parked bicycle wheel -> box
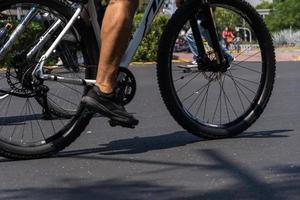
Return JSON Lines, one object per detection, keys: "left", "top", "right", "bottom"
{"left": 157, "top": 0, "right": 276, "bottom": 138}
{"left": 0, "top": 0, "right": 97, "bottom": 159}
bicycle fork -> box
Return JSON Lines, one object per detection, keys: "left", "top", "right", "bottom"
{"left": 189, "top": 1, "right": 225, "bottom": 67}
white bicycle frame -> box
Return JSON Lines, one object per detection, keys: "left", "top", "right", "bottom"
{"left": 32, "top": 0, "right": 165, "bottom": 86}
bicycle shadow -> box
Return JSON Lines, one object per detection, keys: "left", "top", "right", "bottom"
{"left": 59, "top": 131, "right": 201, "bottom": 157}
{"left": 57, "top": 129, "right": 293, "bottom": 157}
{"left": 236, "top": 129, "right": 291, "bottom": 138}
{"left": 0, "top": 129, "right": 293, "bottom": 162}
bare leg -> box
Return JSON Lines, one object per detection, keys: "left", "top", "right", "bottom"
{"left": 96, "top": 0, "right": 138, "bottom": 94}
{"left": 81, "top": 0, "right": 139, "bottom": 127}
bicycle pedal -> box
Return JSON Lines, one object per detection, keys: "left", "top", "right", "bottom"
{"left": 108, "top": 119, "right": 137, "bottom": 129}
{"left": 81, "top": 103, "right": 96, "bottom": 113}
{"left": 42, "top": 113, "right": 54, "bottom": 120}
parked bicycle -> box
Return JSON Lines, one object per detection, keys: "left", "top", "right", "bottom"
{"left": 0, "top": 0, "right": 275, "bottom": 159}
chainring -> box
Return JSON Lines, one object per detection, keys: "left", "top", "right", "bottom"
{"left": 115, "top": 67, "right": 136, "bottom": 106}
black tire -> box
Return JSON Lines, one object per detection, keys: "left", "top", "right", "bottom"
{"left": 157, "top": 0, "right": 276, "bottom": 139}
{"left": 0, "top": 0, "right": 97, "bottom": 159}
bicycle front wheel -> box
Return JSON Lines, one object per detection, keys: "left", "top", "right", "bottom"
{"left": 157, "top": 0, "right": 276, "bottom": 138}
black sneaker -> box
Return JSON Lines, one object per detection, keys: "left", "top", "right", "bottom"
{"left": 81, "top": 85, "right": 139, "bottom": 128}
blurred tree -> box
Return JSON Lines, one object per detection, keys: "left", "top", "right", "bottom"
{"left": 214, "top": 8, "right": 243, "bottom": 34}
{"left": 273, "top": 0, "right": 285, "bottom": 3}
{"left": 265, "top": 0, "right": 300, "bottom": 32}
{"left": 132, "top": 14, "right": 168, "bottom": 61}
{"left": 256, "top": 1, "right": 273, "bottom": 9}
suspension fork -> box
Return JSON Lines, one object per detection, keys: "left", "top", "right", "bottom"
{"left": 189, "top": 17, "right": 208, "bottom": 62}
{"left": 189, "top": 1, "right": 225, "bottom": 65}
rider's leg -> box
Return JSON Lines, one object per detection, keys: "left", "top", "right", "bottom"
{"left": 185, "top": 29, "right": 199, "bottom": 62}
{"left": 82, "top": 0, "right": 139, "bottom": 126}
{"left": 96, "top": 0, "right": 138, "bottom": 94}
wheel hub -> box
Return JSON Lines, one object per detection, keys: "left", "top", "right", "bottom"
{"left": 197, "top": 51, "right": 230, "bottom": 73}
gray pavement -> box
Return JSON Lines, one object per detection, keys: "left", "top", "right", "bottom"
{"left": 0, "top": 62, "right": 299, "bottom": 200}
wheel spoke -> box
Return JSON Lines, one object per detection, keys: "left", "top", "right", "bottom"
{"left": 49, "top": 92, "right": 78, "bottom": 106}
{"left": 230, "top": 63, "right": 261, "bottom": 74}
{"left": 194, "top": 81, "right": 211, "bottom": 121}
{"left": 235, "top": 50, "right": 262, "bottom": 65}
{"left": 181, "top": 79, "right": 212, "bottom": 102}
{"left": 176, "top": 72, "right": 201, "bottom": 93}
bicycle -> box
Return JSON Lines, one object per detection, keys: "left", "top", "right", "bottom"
{"left": 0, "top": 0, "right": 275, "bottom": 159}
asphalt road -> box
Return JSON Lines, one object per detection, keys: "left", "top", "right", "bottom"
{"left": 0, "top": 62, "right": 299, "bottom": 200}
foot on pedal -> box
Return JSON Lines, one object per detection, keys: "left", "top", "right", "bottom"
{"left": 82, "top": 85, "right": 139, "bottom": 128}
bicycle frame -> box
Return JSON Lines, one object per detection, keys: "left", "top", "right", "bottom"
{"left": 0, "top": 6, "right": 39, "bottom": 60}
{"left": 0, "top": 0, "right": 222, "bottom": 88}
{"left": 32, "top": 0, "right": 165, "bottom": 86}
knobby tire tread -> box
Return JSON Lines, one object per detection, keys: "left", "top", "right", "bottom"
{"left": 157, "top": 0, "right": 276, "bottom": 139}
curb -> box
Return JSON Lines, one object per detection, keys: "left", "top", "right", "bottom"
{"left": 130, "top": 61, "right": 156, "bottom": 65}
{"left": 130, "top": 59, "right": 189, "bottom": 65}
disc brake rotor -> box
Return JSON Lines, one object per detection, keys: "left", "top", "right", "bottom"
{"left": 6, "top": 52, "right": 37, "bottom": 97}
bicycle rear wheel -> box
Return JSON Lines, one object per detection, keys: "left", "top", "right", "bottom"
{"left": 0, "top": 0, "right": 97, "bottom": 159}
{"left": 0, "top": 0, "right": 90, "bottom": 118}
{"left": 157, "top": 0, "right": 276, "bottom": 138}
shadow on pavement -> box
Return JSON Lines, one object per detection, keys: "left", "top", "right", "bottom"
{"left": 59, "top": 131, "right": 200, "bottom": 156}
{"left": 0, "top": 129, "right": 293, "bottom": 163}
{"left": 0, "top": 149, "right": 298, "bottom": 200}
{"left": 238, "top": 129, "right": 293, "bottom": 138}
{"left": 58, "top": 129, "right": 292, "bottom": 157}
